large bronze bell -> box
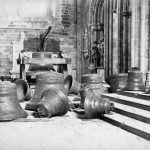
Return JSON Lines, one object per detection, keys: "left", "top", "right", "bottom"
{"left": 25, "top": 71, "right": 66, "bottom": 111}
{"left": 35, "top": 88, "right": 69, "bottom": 118}
{"left": 28, "top": 52, "right": 54, "bottom": 71}
{"left": 84, "top": 89, "right": 114, "bottom": 119}
{"left": 124, "top": 68, "right": 145, "bottom": 91}
{"left": 0, "top": 81, "right": 28, "bottom": 121}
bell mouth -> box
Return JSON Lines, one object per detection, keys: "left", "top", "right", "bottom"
{"left": 105, "top": 73, "right": 128, "bottom": 93}
{"left": 36, "top": 104, "right": 50, "bottom": 118}
{"left": 25, "top": 102, "right": 38, "bottom": 111}
{"left": 64, "top": 75, "right": 73, "bottom": 95}
{"left": 123, "top": 85, "right": 145, "bottom": 91}
{"left": 14, "top": 79, "right": 31, "bottom": 102}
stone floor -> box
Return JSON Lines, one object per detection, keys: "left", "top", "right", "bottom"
{"left": 0, "top": 103, "right": 150, "bottom": 150}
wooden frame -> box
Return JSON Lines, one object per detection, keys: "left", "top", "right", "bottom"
{"left": 19, "top": 56, "right": 71, "bottom": 80}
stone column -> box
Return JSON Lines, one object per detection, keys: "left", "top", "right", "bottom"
{"left": 140, "top": 0, "right": 150, "bottom": 81}
{"left": 131, "top": 0, "right": 150, "bottom": 81}
{"left": 131, "top": 0, "right": 141, "bottom": 68}
{"left": 112, "top": 0, "right": 119, "bottom": 74}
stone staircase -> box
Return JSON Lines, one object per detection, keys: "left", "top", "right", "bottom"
{"left": 101, "top": 91, "right": 150, "bottom": 141}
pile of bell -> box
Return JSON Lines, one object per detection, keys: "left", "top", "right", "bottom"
{"left": 0, "top": 81, "right": 28, "bottom": 121}
{"left": 123, "top": 68, "right": 145, "bottom": 91}
{"left": 80, "top": 74, "right": 104, "bottom": 108}
{"left": 25, "top": 71, "right": 68, "bottom": 111}
{"left": 84, "top": 88, "right": 114, "bottom": 119}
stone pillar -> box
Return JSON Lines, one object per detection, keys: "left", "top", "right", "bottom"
{"left": 140, "top": 0, "right": 150, "bottom": 81}
{"left": 131, "top": 0, "right": 150, "bottom": 81}
{"left": 131, "top": 0, "right": 141, "bottom": 68}
{"left": 112, "top": 0, "right": 119, "bottom": 74}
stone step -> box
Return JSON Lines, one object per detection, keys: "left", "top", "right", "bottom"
{"left": 117, "top": 91, "right": 150, "bottom": 101}
{"left": 102, "top": 93, "right": 150, "bottom": 111}
{"left": 103, "top": 112, "right": 150, "bottom": 141}
{"left": 101, "top": 93, "right": 150, "bottom": 140}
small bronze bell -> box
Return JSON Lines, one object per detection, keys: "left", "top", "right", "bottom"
{"left": 124, "top": 68, "right": 145, "bottom": 91}
{"left": 35, "top": 88, "right": 69, "bottom": 118}
{"left": 28, "top": 52, "right": 54, "bottom": 72}
{"left": 64, "top": 75, "right": 73, "bottom": 95}
{"left": 84, "top": 89, "right": 114, "bottom": 119}
{"left": 25, "top": 72, "right": 66, "bottom": 111}
{"left": 14, "top": 79, "right": 32, "bottom": 102}
{"left": 0, "top": 81, "right": 28, "bottom": 121}
{"left": 105, "top": 73, "right": 128, "bottom": 92}
{"left": 68, "top": 79, "right": 81, "bottom": 95}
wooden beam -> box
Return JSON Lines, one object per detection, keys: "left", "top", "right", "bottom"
{"left": 22, "top": 57, "right": 71, "bottom": 65}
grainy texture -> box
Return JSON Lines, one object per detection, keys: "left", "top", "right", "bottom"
{"left": 0, "top": 107, "right": 150, "bottom": 150}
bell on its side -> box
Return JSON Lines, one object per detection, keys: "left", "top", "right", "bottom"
{"left": 0, "top": 81, "right": 28, "bottom": 121}
{"left": 25, "top": 72, "right": 65, "bottom": 111}
{"left": 35, "top": 88, "right": 69, "bottom": 118}
{"left": 123, "top": 68, "right": 145, "bottom": 91}
{"left": 80, "top": 74, "right": 104, "bottom": 108}
{"left": 84, "top": 89, "right": 114, "bottom": 119}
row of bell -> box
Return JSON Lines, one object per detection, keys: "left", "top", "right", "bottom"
{"left": 0, "top": 72, "right": 74, "bottom": 121}
{"left": 106, "top": 68, "right": 150, "bottom": 93}
{"left": 0, "top": 71, "right": 113, "bottom": 121}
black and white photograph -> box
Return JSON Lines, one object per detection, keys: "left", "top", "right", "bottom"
{"left": 0, "top": 0, "right": 150, "bottom": 150}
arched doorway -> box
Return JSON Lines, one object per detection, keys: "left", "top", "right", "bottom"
{"left": 88, "top": 0, "right": 132, "bottom": 77}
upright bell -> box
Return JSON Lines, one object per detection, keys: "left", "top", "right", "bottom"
{"left": 84, "top": 89, "right": 114, "bottom": 119}
{"left": 124, "top": 68, "right": 145, "bottom": 91}
{"left": 35, "top": 88, "right": 69, "bottom": 118}
{"left": 0, "top": 81, "right": 28, "bottom": 121}
{"left": 25, "top": 71, "right": 66, "bottom": 111}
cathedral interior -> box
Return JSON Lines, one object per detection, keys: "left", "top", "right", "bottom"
{"left": 0, "top": 0, "right": 150, "bottom": 150}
